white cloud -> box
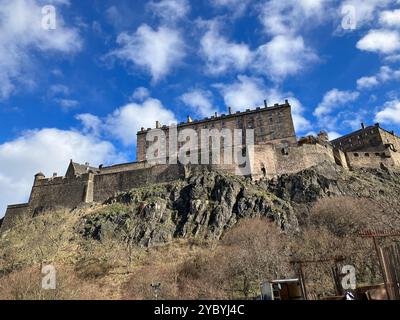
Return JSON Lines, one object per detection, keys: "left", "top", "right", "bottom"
{"left": 200, "top": 21, "right": 252, "bottom": 75}
{"left": 180, "top": 89, "right": 216, "bottom": 117}
{"left": 147, "top": 0, "right": 190, "bottom": 23}
{"left": 379, "top": 8, "right": 400, "bottom": 26}
{"left": 258, "top": 0, "right": 330, "bottom": 36}
{"left": 55, "top": 98, "right": 79, "bottom": 111}
{"left": 314, "top": 89, "right": 359, "bottom": 118}
{"left": 254, "top": 35, "right": 318, "bottom": 81}
{"left": 108, "top": 24, "right": 185, "bottom": 82}
{"left": 215, "top": 76, "right": 266, "bottom": 111}
{"left": 327, "top": 131, "right": 341, "bottom": 140}
{"left": 77, "top": 98, "right": 177, "bottom": 146}
{"left": 49, "top": 84, "right": 70, "bottom": 96}
{"left": 75, "top": 113, "right": 103, "bottom": 137}
{"left": 0, "top": 128, "right": 125, "bottom": 217}
{"left": 210, "top": 0, "right": 252, "bottom": 17}
{"left": 130, "top": 87, "right": 150, "bottom": 101}
{"left": 215, "top": 75, "right": 311, "bottom": 132}
{"left": 357, "top": 76, "right": 379, "bottom": 89}
{"left": 104, "top": 98, "right": 177, "bottom": 145}
{"left": 384, "top": 54, "right": 400, "bottom": 63}
{"left": 0, "top": 0, "right": 82, "bottom": 100}
{"left": 356, "top": 29, "right": 400, "bottom": 54}
{"left": 375, "top": 99, "right": 400, "bottom": 124}
{"left": 342, "top": 0, "right": 395, "bottom": 26}
{"left": 357, "top": 65, "right": 400, "bottom": 89}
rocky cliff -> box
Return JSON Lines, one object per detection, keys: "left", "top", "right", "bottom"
{"left": 79, "top": 161, "right": 400, "bottom": 247}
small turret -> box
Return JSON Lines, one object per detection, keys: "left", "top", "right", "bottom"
{"left": 317, "top": 130, "right": 329, "bottom": 142}
{"left": 34, "top": 172, "right": 46, "bottom": 185}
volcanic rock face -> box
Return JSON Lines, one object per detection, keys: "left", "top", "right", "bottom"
{"left": 79, "top": 162, "right": 400, "bottom": 247}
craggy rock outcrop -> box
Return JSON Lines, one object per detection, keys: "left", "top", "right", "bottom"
{"left": 80, "top": 162, "right": 400, "bottom": 247}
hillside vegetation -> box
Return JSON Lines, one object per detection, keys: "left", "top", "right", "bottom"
{"left": 1, "top": 162, "right": 400, "bottom": 299}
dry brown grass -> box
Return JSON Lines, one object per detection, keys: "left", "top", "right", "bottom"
{"left": 0, "top": 264, "right": 108, "bottom": 300}
{"left": 1, "top": 196, "right": 399, "bottom": 300}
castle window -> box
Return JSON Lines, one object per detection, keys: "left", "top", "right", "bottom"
{"left": 269, "top": 117, "right": 273, "bottom": 124}
{"left": 375, "top": 153, "right": 380, "bottom": 156}
{"left": 365, "top": 153, "right": 370, "bottom": 157}
{"left": 261, "top": 167, "right": 266, "bottom": 177}
{"left": 354, "top": 153, "right": 359, "bottom": 157}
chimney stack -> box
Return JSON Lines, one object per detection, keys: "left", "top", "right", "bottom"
{"left": 264, "top": 100, "right": 268, "bottom": 108}
{"left": 156, "top": 121, "right": 161, "bottom": 129}
{"left": 361, "top": 123, "right": 365, "bottom": 129}
{"left": 53, "top": 173, "right": 57, "bottom": 177}
{"left": 228, "top": 106, "right": 232, "bottom": 115}
{"left": 214, "top": 112, "right": 218, "bottom": 117}
{"left": 187, "top": 115, "right": 193, "bottom": 123}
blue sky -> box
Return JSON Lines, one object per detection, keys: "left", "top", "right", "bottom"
{"left": 1, "top": 0, "right": 400, "bottom": 216}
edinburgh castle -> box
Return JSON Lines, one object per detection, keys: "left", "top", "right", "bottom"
{"left": 2, "top": 100, "right": 400, "bottom": 232}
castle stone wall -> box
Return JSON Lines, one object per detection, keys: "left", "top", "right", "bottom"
{"left": 99, "top": 161, "right": 148, "bottom": 174}
{"left": 93, "top": 164, "right": 185, "bottom": 203}
{"left": 346, "top": 150, "right": 395, "bottom": 169}
{"left": 29, "top": 174, "right": 91, "bottom": 214}
{"left": 0, "top": 203, "right": 30, "bottom": 232}
{"left": 252, "top": 143, "right": 337, "bottom": 179}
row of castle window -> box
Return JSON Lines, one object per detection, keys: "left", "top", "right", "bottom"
{"left": 338, "top": 129, "right": 377, "bottom": 146}
{"left": 353, "top": 152, "right": 385, "bottom": 157}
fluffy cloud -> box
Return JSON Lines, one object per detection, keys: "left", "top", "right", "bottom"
{"left": 357, "top": 65, "right": 400, "bottom": 89}
{"left": 356, "top": 29, "right": 400, "bottom": 54}
{"left": 104, "top": 99, "right": 177, "bottom": 145}
{"left": 54, "top": 98, "right": 79, "bottom": 111}
{"left": 130, "top": 87, "right": 150, "bottom": 101}
{"left": 342, "top": 0, "right": 395, "bottom": 26}
{"left": 77, "top": 98, "right": 177, "bottom": 146}
{"left": 108, "top": 24, "right": 185, "bottom": 82}
{"left": 357, "top": 76, "right": 380, "bottom": 89}
{"left": 215, "top": 76, "right": 266, "bottom": 111}
{"left": 314, "top": 89, "right": 360, "bottom": 130}
{"left": 210, "top": 0, "right": 252, "bottom": 17}
{"left": 314, "top": 89, "right": 360, "bottom": 118}
{"left": 380, "top": 9, "right": 400, "bottom": 27}
{"left": 215, "top": 75, "right": 311, "bottom": 133}
{"left": 0, "top": 128, "right": 124, "bottom": 217}
{"left": 147, "top": 0, "right": 190, "bottom": 23}
{"left": 255, "top": 1, "right": 323, "bottom": 81}
{"left": 0, "top": 0, "right": 82, "bottom": 100}
{"left": 254, "top": 35, "right": 318, "bottom": 81}
{"left": 258, "top": 0, "right": 330, "bottom": 36}
{"left": 375, "top": 99, "right": 400, "bottom": 124}
{"left": 180, "top": 89, "right": 216, "bottom": 117}
{"left": 200, "top": 21, "right": 252, "bottom": 75}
